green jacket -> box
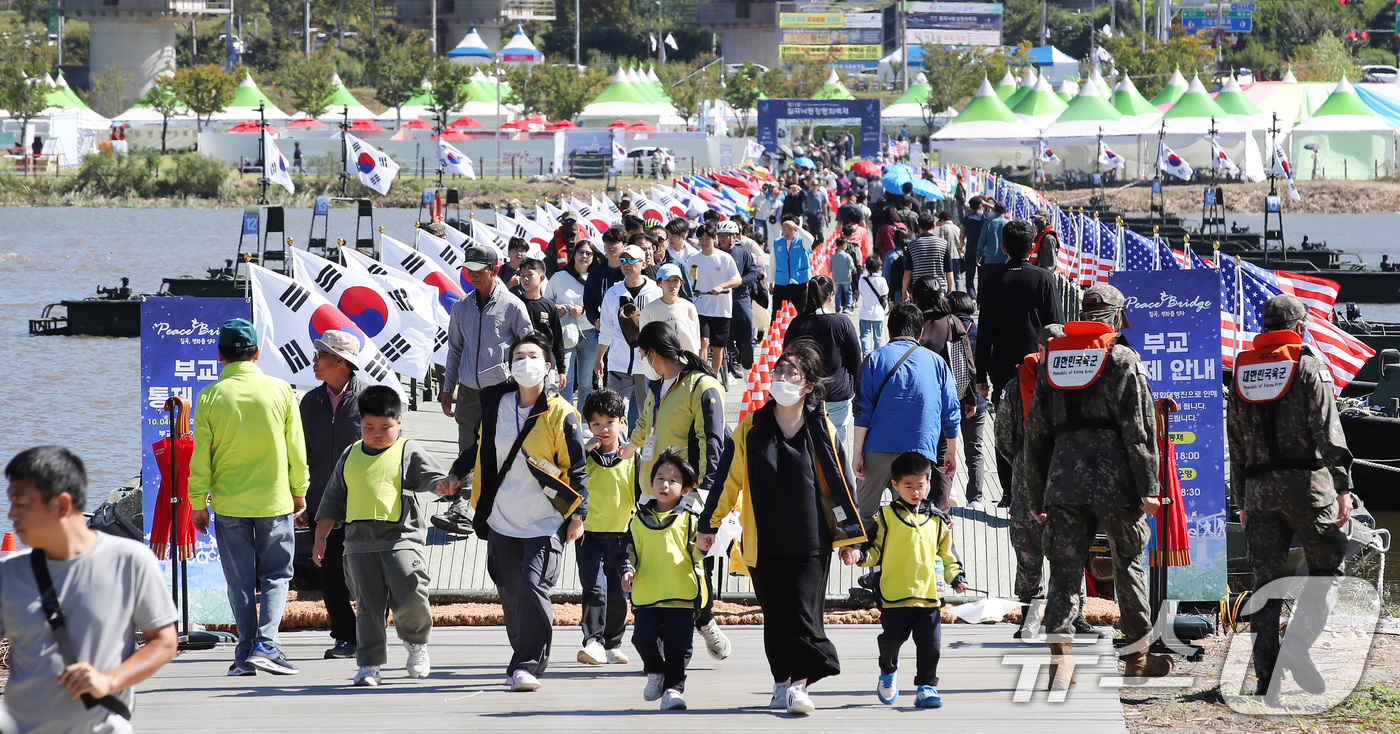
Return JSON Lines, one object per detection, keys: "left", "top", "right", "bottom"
{"left": 189, "top": 361, "right": 310, "bottom": 517}
{"left": 631, "top": 369, "right": 726, "bottom": 499}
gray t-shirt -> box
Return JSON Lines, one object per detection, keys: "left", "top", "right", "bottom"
{"left": 0, "top": 534, "right": 178, "bottom": 734}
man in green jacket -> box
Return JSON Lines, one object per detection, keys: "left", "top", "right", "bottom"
{"left": 189, "top": 319, "right": 310, "bottom": 677}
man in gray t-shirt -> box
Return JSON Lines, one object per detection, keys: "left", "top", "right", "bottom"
{"left": 1, "top": 446, "right": 178, "bottom": 734}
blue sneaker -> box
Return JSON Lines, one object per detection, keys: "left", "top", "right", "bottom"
{"left": 915, "top": 685, "right": 942, "bottom": 708}
{"left": 246, "top": 642, "right": 299, "bottom": 675}
{"left": 877, "top": 671, "right": 899, "bottom": 705}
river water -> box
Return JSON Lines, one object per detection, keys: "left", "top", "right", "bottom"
{"left": 1, "top": 207, "right": 1397, "bottom": 599}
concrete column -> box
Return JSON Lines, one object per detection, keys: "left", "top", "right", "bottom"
{"left": 87, "top": 16, "right": 178, "bottom": 98}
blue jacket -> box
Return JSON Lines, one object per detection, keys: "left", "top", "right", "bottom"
{"left": 855, "top": 337, "right": 960, "bottom": 457}
{"left": 774, "top": 234, "right": 812, "bottom": 286}
{"left": 978, "top": 215, "right": 1009, "bottom": 265}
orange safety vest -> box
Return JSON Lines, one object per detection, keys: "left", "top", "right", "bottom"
{"left": 1029, "top": 227, "right": 1054, "bottom": 261}
{"left": 1045, "top": 321, "right": 1118, "bottom": 390}
{"left": 1018, "top": 351, "right": 1041, "bottom": 423}
{"left": 1234, "top": 330, "right": 1304, "bottom": 403}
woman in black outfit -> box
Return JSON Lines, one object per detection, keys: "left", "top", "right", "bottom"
{"left": 782, "top": 275, "right": 862, "bottom": 447}
{"left": 698, "top": 339, "right": 866, "bottom": 716}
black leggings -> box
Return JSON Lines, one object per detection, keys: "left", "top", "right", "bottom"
{"left": 750, "top": 553, "right": 839, "bottom": 685}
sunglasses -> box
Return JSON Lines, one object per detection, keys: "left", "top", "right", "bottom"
{"left": 619, "top": 256, "right": 641, "bottom": 265}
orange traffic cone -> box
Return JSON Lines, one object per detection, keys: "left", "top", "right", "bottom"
{"left": 1, "top": 533, "right": 16, "bottom": 552}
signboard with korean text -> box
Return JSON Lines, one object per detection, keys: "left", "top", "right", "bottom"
{"left": 779, "top": 6, "right": 884, "bottom": 65}
{"left": 756, "top": 98, "right": 882, "bottom": 159}
{"left": 1111, "top": 270, "right": 1227, "bottom": 601}
{"left": 140, "top": 297, "right": 250, "bottom": 624}
{"left": 900, "top": 1, "right": 1003, "bottom": 46}
{"left": 778, "top": 44, "right": 884, "bottom": 61}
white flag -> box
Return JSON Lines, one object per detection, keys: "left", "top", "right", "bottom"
{"left": 1271, "top": 142, "right": 1302, "bottom": 200}
{"left": 649, "top": 186, "right": 688, "bottom": 218}
{"left": 339, "top": 247, "right": 450, "bottom": 366}
{"left": 1210, "top": 138, "right": 1239, "bottom": 177}
{"left": 1097, "top": 141, "right": 1125, "bottom": 169}
{"left": 345, "top": 133, "right": 400, "bottom": 195}
{"left": 1157, "top": 143, "right": 1193, "bottom": 181}
{"left": 665, "top": 33, "right": 679, "bottom": 50}
{"left": 595, "top": 194, "right": 623, "bottom": 224}
{"left": 649, "top": 34, "right": 657, "bottom": 52}
{"left": 437, "top": 139, "right": 477, "bottom": 179}
{"left": 1037, "top": 142, "right": 1061, "bottom": 164}
{"left": 378, "top": 233, "right": 471, "bottom": 318}
{"left": 414, "top": 229, "right": 477, "bottom": 287}
{"left": 572, "top": 196, "right": 611, "bottom": 233}
{"left": 745, "top": 139, "right": 766, "bottom": 161}
{"left": 247, "top": 264, "right": 403, "bottom": 397}
{"left": 289, "top": 248, "right": 435, "bottom": 378}
{"left": 264, "top": 136, "right": 295, "bottom": 194}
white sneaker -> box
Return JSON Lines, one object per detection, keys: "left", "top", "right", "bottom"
{"left": 353, "top": 666, "right": 381, "bottom": 687}
{"left": 606, "top": 647, "right": 630, "bottom": 664}
{"left": 786, "top": 684, "right": 815, "bottom": 715}
{"left": 404, "top": 642, "right": 430, "bottom": 679}
{"left": 698, "top": 620, "right": 732, "bottom": 660}
{"left": 643, "top": 673, "right": 665, "bottom": 701}
{"left": 769, "top": 680, "right": 790, "bottom": 709}
{"left": 577, "top": 640, "right": 607, "bottom": 665}
{"left": 509, "top": 669, "right": 541, "bottom": 692}
{"left": 661, "top": 688, "right": 687, "bottom": 711}
{"left": 967, "top": 500, "right": 985, "bottom": 511}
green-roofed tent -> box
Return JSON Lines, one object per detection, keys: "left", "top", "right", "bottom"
{"left": 929, "top": 78, "right": 1039, "bottom": 166}
{"left": 1041, "top": 79, "right": 1141, "bottom": 172}
{"left": 1150, "top": 68, "right": 1188, "bottom": 107}
{"left": 1113, "top": 75, "right": 1161, "bottom": 122}
{"left": 316, "top": 72, "right": 384, "bottom": 120}
{"left": 1003, "top": 68, "right": 1039, "bottom": 109}
{"left": 1162, "top": 76, "right": 1230, "bottom": 120}
{"left": 1157, "top": 76, "right": 1264, "bottom": 181}
{"left": 1054, "top": 78, "right": 1077, "bottom": 103}
{"left": 1291, "top": 77, "right": 1396, "bottom": 180}
{"left": 994, "top": 70, "right": 1018, "bottom": 101}
{"left": 1211, "top": 76, "right": 1268, "bottom": 131}
{"left": 1013, "top": 75, "right": 1069, "bottom": 129}
{"left": 813, "top": 70, "right": 856, "bottom": 100}
{"left": 883, "top": 73, "right": 935, "bottom": 128}
{"left": 53, "top": 71, "right": 87, "bottom": 109}
{"left": 211, "top": 71, "right": 289, "bottom": 121}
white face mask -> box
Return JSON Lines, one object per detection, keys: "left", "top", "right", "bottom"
{"left": 769, "top": 380, "right": 806, "bottom": 407}
{"left": 640, "top": 355, "right": 663, "bottom": 382}
{"left": 511, "top": 356, "right": 548, "bottom": 388}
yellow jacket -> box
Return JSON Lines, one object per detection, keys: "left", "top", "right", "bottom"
{"left": 700, "top": 402, "right": 866, "bottom": 569}
{"left": 858, "top": 500, "right": 965, "bottom": 608}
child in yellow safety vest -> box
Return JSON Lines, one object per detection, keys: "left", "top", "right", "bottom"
{"left": 575, "top": 389, "right": 637, "bottom": 666}
{"left": 840, "top": 451, "right": 966, "bottom": 709}
{"left": 621, "top": 447, "right": 708, "bottom": 712}
{"left": 313, "top": 386, "right": 449, "bottom": 688}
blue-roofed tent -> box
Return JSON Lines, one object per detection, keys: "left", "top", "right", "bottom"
{"left": 1025, "top": 46, "right": 1078, "bottom": 85}
{"left": 448, "top": 25, "right": 493, "bottom": 65}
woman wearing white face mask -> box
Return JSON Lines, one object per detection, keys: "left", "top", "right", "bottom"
{"left": 697, "top": 338, "right": 867, "bottom": 716}
{"left": 623, "top": 320, "right": 731, "bottom": 660}
{"left": 440, "top": 332, "right": 588, "bottom": 693}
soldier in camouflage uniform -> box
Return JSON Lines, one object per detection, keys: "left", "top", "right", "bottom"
{"left": 1023, "top": 284, "right": 1170, "bottom": 690}
{"left": 996, "top": 324, "right": 1107, "bottom": 640}
{"left": 1227, "top": 294, "right": 1352, "bottom": 699}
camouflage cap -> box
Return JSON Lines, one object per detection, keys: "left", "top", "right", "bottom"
{"left": 1082, "top": 284, "right": 1126, "bottom": 312}
{"left": 1262, "top": 293, "right": 1307, "bottom": 329}
{"left": 1038, "top": 323, "right": 1067, "bottom": 347}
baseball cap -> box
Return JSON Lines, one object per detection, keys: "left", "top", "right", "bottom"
{"left": 313, "top": 329, "right": 361, "bottom": 369}
{"left": 657, "top": 263, "right": 684, "bottom": 281}
{"left": 716, "top": 220, "right": 740, "bottom": 235}
{"left": 620, "top": 244, "right": 646, "bottom": 261}
{"left": 218, "top": 318, "right": 257, "bottom": 349}
{"left": 1081, "top": 284, "right": 1129, "bottom": 329}
{"left": 1262, "top": 294, "right": 1307, "bottom": 329}
{"left": 462, "top": 244, "right": 498, "bottom": 272}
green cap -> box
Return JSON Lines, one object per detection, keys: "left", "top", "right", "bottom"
{"left": 218, "top": 318, "right": 258, "bottom": 348}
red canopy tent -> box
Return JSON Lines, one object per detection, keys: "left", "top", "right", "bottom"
{"left": 545, "top": 120, "right": 579, "bottom": 131}
{"left": 626, "top": 121, "right": 658, "bottom": 131}
{"left": 606, "top": 119, "right": 631, "bottom": 129}
{"left": 434, "top": 130, "right": 472, "bottom": 141}
{"left": 449, "top": 116, "right": 484, "bottom": 128}
{"left": 399, "top": 118, "right": 433, "bottom": 129}
{"left": 227, "top": 120, "right": 275, "bottom": 133}
{"left": 347, "top": 118, "right": 384, "bottom": 132}
{"left": 287, "top": 117, "right": 327, "bottom": 128}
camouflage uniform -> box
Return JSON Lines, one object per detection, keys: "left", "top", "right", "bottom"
{"left": 1023, "top": 286, "right": 1160, "bottom": 644}
{"left": 1226, "top": 294, "right": 1351, "bottom": 694}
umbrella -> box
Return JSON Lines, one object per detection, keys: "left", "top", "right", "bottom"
{"left": 546, "top": 120, "right": 579, "bottom": 131}
{"left": 606, "top": 119, "right": 631, "bottom": 129}
{"left": 348, "top": 118, "right": 384, "bottom": 131}
{"left": 287, "top": 117, "right": 326, "bottom": 128}
{"left": 434, "top": 130, "right": 472, "bottom": 141}
{"left": 851, "top": 160, "right": 882, "bottom": 177}
{"left": 399, "top": 118, "right": 433, "bottom": 129}
{"left": 881, "top": 164, "right": 942, "bottom": 199}
{"left": 793, "top": 156, "right": 816, "bottom": 169}
{"left": 500, "top": 119, "right": 531, "bottom": 130}
{"left": 626, "top": 121, "right": 658, "bottom": 131}
{"left": 449, "top": 116, "right": 484, "bottom": 128}
{"left": 227, "top": 120, "right": 275, "bottom": 133}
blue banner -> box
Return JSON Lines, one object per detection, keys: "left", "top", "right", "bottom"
{"left": 1111, "top": 270, "right": 1227, "bottom": 601}
{"left": 756, "top": 99, "right": 882, "bottom": 159}
{"left": 140, "top": 297, "right": 250, "bottom": 624}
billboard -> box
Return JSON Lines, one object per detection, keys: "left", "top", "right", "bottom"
{"left": 900, "top": 1, "right": 1003, "bottom": 47}
{"left": 778, "top": 6, "right": 884, "bottom": 66}
{"left": 779, "top": 44, "right": 884, "bottom": 61}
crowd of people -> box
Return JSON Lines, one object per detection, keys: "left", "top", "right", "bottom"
{"left": 1, "top": 156, "right": 1357, "bottom": 729}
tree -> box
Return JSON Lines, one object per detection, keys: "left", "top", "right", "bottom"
{"left": 0, "top": 48, "right": 55, "bottom": 158}
{"left": 1289, "top": 32, "right": 1363, "bottom": 82}
{"left": 368, "top": 42, "right": 426, "bottom": 126}
{"left": 173, "top": 64, "right": 239, "bottom": 131}
{"left": 87, "top": 66, "right": 139, "bottom": 119}
{"left": 722, "top": 62, "right": 765, "bottom": 137}
{"left": 503, "top": 64, "right": 608, "bottom": 122}
{"left": 657, "top": 61, "right": 718, "bottom": 129}
{"left": 143, "top": 76, "right": 184, "bottom": 154}
{"left": 1099, "top": 33, "right": 1217, "bottom": 98}
{"left": 279, "top": 55, "right": 337, "bottom": 118}
{"left": 763, "top": 60, "right": 830, "bottom": 99}
{"left": 424, "top": 59, "right": 473, "bottom": 132}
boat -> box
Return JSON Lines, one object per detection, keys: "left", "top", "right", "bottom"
{"left": 28, "top": 278, "right": 147, "bottom": 337}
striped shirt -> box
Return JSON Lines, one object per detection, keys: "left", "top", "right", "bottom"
{"left": 907, "top": 233, "right": 952, "bottom": 284}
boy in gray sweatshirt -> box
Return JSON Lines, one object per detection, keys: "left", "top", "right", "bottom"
{"left": 314, "top": 386, "right": 449, "bottom": 686}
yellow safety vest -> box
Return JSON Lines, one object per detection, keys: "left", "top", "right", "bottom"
{"left": 875, "top": 503, "right": 948, "bottom": 607}
{"left": 584, "top": 454, "right": 637, "bottom": 534}
{"left": 629, "top": 508, "right": 707, "bottom": 609}
{"left": 343, "top": 439, "right": 405, "bottom": 522}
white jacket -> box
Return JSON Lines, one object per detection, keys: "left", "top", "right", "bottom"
{"left": 598, "top": 278, "right": 663, "bottom": 375}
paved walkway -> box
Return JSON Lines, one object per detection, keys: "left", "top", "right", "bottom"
{"left": 134, "top": 626, "right": 1127, "bottom": 733}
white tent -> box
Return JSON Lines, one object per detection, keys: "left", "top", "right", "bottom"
{"left": 208, "top": 71, "right": 291, "bottom": 122}
{"left": 497, "top": 24, "right": 544, "bottom": 68}
{"left": 1291, "top": 77, "right": 1396, "bottom": 180}
{"left": 928, "top": 78, "right": 1039, "bottom": 168}
{"left": 448, "top": 25, "right": 493, "bottom": 65}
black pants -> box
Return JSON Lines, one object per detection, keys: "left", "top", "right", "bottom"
{"left": 878, "top": 606, "right": 943, "bottom": 687}
{"left": 486, "top": 532, "right": 563, "bottom": 677}
{"left": 694, "top": 556, "right": 717, "bottom": 628}
{"left": 576, "top": 532, "right": 629, "bottom": 649}
{"left": 320, "top": 527, "right": 356, "bottom": 643}
{"left": 729, "top": 298, "right": 755, "bottom": 369}
{"left": 750, "top": 553, "right": 839, "bottom": 685}
{"left": 632, "top": 607, "right": 695, "bottom": 692}
{"left": 773, "top": 284, "right": 807, "bottom": 316}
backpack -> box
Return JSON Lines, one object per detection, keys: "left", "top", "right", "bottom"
{"left": 618, "top": 295, "right": 642, "bottom": 348}
{"left": 919, "top": 314, "right": 975, "bottom": 402}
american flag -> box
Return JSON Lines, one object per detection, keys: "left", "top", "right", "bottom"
{"left": 1189, "top": 249, "right": 1216, "bottom": 270}
{"left": 1055, "top": 208, "right": 1077, "bottom": 276}
{"left": 1122, "top": 229, "right": 1184, "bottom": 272}
{"left": 1236, "top": 258, "right": 1340, "bottom": 314}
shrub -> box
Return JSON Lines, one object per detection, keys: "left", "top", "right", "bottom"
{"left": 69, "top": 150, "right": 157, "bottom": 198}
{"left": 160, "top": 152, "right": 229, "bottom": 199}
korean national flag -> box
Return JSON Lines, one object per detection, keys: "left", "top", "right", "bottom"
{"left": 437, "top": 139, "right": 477, "bottom": 179}
{"left": 264, "top": 136, "right": 295, "bottom": 194}
{"left": 1098, "top": 141, "right": 1125, "bottom": 169}
{"left": 345, "top": 133, "right": 400, "bottom": 195}
{"left": 1157, "top": 143, "right": 1193, "bottom": 181}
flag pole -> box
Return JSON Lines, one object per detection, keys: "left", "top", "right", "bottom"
{"left": 257, "top": 101, "right": 269, "bottom": 205}
{"left": 339, "top": 105, "right": 350, "bottom": 197}
{"left": 1234, "top": 255, "right": 1243, "bottom": 360}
